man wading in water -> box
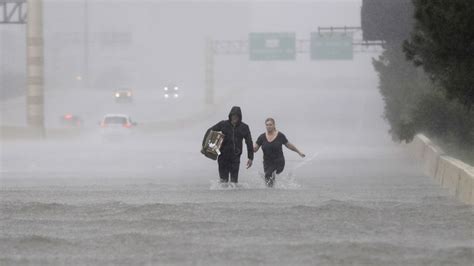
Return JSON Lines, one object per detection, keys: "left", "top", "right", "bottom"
{"left": 203, "top": 106, "right": 254, "bottom": 184}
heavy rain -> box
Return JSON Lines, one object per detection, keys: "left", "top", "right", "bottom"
{"left": 1, "top": 0, "right": 473, "bottom": 265}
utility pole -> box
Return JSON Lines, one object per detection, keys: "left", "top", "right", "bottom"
{"left": 26, "top": 0, "right": 44, "bottom": 136}
{"left": 204, "top": 37, "right": 214, "bottom": 105}
{"left": 83, "top": 0, "right": 89, "bottom": 88}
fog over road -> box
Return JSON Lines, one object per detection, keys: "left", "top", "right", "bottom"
{"left": 2, "top": 78, "right": 473, "bottom": 265}
{"left": 1, "top": 1, "right": 473, "bottom": 265}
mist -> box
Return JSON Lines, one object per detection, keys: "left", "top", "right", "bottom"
{"left": 1, "top": 0, "right": 392, "bottom": 183}
{"left": 1, "top": 1, "right": 472, "bottom": 265}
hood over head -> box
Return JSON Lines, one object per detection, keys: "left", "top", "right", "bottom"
{"left": 228, "top": 106, "right": 242, "bottom": 123}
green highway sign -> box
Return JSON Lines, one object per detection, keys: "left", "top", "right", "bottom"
{"left": 311, "top": 32, "right": 353, "bottom": 60}
{"left": 249, "top": 33, "right": 296, "bottom": 61}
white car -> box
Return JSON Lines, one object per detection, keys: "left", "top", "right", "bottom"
{"left": 99, "top": 114, "right": 137, "bottom": 137}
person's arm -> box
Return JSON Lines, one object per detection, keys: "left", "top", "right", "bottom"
{"left": 254, "top": 134, "right": 262, "bottom": 153}
{"left": 285, "top": 142, "right": 305, "bottom": 158}
{"left": 244, "top": 126, "right": 254, "bottom": 168}
{"left": 253, "top": 144, "right": 260, "bottom": 153}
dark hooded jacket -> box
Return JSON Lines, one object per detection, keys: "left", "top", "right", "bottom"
{"left": 203, "top": 106, "right": 254, "bottom": 161}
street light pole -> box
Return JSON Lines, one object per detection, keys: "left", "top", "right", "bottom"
{"left": 26, "top": 0, "right": 44, "bottom": 136}
{"left": 205, "top": 37, "right": 214, "bottom": 105}
{"left": 83, "top": 0, "right": 89, "bottom": 88}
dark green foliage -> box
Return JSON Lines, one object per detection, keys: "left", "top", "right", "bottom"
{"left": 371, "top": 0, "right": 474, "bottom": 164}
{"left": 403, "top": 0, "right": 474, "bottom": 109}
{"left": 412, "top": 92, "right": 474, "bottom": 147}
{"left": 373, "top": 44, "right": 474, "bottom": 164}
{"left": 373, "top": 44, "right": 430, "bottom": 142}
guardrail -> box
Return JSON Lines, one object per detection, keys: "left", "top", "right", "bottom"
{"left": 408, "top": 134, "right": 474, "bottom": 205}
{"left": 0, "top": 126, "right": 81, "bottom": 139}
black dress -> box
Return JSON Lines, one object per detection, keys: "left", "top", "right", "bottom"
{"left": 256, "top": 132, "right": 288, "bottom": 186}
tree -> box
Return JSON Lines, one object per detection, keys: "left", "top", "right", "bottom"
{"left": 403, "top": 0, "right": 474, "bottom": 110}
{"left": 374, "top": 43, "right": 474, "bottom": 162}
{"left": 373, "top": 44, "right": 430, "bottom": 142}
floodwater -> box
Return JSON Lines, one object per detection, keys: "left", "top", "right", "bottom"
{"left": 2, "top": 78, "right": 473, "bottom": 265}
{"left": 1, "top": 122, "right": 473, "bottom": 265}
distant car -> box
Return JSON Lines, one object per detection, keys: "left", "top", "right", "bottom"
{"left": 163, "top": 84, "right": 180, "bottom": 100}
{"left": 99, "top": 114, "right": 137, "bottom": 136}
{"left": 114, "top": 88, "right": 133, "bottom": 103}
{"left": 59, "top": 114, "right": 83, "bottom": 127}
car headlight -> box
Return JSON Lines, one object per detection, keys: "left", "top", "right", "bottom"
{"left": 164, "top": 87, "right": 168, "bottom": 91}
{"left": 164, "top": 94, "right": 169, "bottom": 98}
{"left": 174, "top": 87, "right": 179, "bottom": 91}
{"left": 173, "top": 94, "right": 179, "bottom": 98}
{"left": 115, "top": 93, "right": 120, "bottom": 98}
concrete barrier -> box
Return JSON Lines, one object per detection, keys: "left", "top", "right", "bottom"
{"left": 410, "top": 134, "right": 444, "bottom": 178}
{"left": 412, "top": 134, "right": 431, "bottom": 161}
{"left": 45, "top": 128, "right": 81, "bottom": 138}
{"left": 438, "top": 157, "right": 463, "bottom": 195}
{"left": 434, "top": 155, "right": 448, "bottom": 184}
{"left": 423, "top": 143, "right": 444, "bottom": 179}
{"left": 1, "top": 126, "right": 80, "bottom": 140}
{"left": 409, "top": 134, "right": 474, "bottom": 205}
{"left": 1, "top": 126, "right": 41, "bottom": 139}
{"left": 458, "top": 166, "right": 474, "bottom": 205}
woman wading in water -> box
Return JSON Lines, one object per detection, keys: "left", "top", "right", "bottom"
{"left": 254, "top": 118, "right": 305, "bottom": 187}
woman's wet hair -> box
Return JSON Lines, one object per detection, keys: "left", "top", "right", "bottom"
{"left": 265, "top": 118, "right": 275, "bottom": 125}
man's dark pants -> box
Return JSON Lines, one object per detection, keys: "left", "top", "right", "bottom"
{"left": 218, "top": 156, "right": 240, "bottom": 183}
